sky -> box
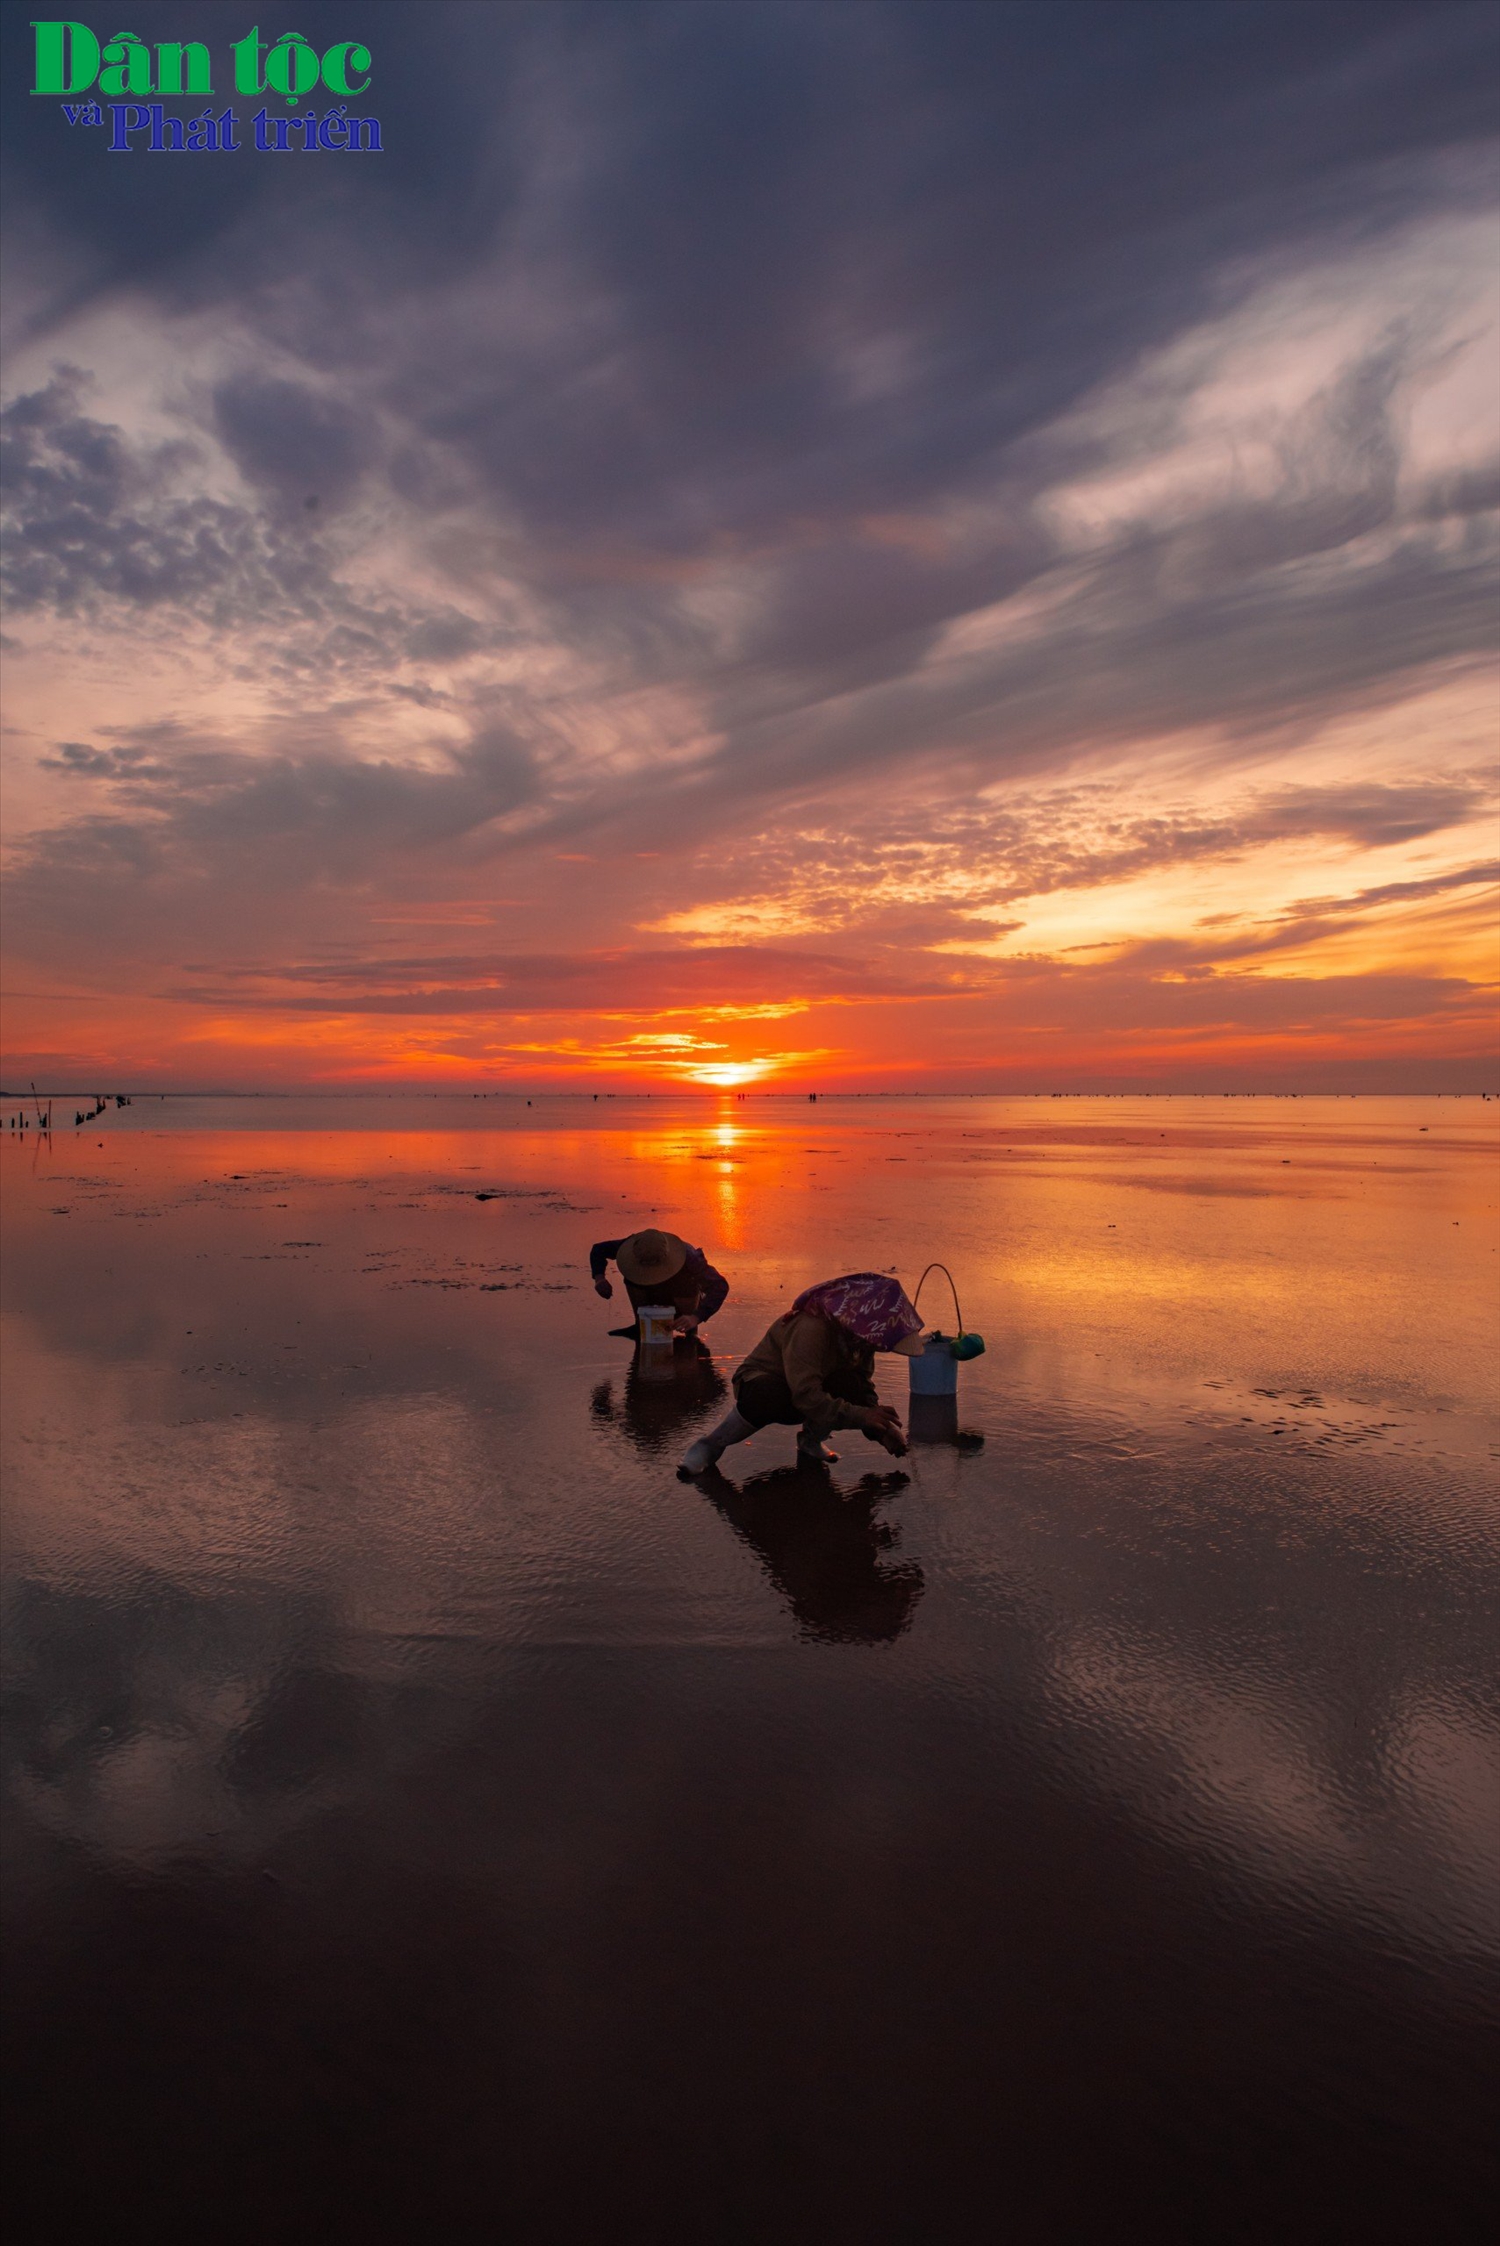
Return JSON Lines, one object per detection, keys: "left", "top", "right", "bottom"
{"left": 1, "top": 0, "right": 1496, "bottom": 1093}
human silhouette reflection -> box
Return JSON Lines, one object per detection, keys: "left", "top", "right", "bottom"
{"left": 694, "top": 1462, "right": 923, "bottom": 1643}
{"left": 590, "top": 1339, "right": 729, "bottom": 1457}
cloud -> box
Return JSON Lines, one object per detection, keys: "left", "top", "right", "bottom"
{"left": 212, "top": 376, "right": 379, "bottom": 513}
{"left": 0, "top": 369, "right": 306, "bottom": 621}
{"left": 2, "top": 3, "right": 1497, "bottom": 1087}
{"left": 0, "top": 372, "right": 490, "bottom": 675}
{"left": 1096, "top": 860, "right": 1500, "bottom": 974}
{"left": 19, "top": 720, "right": 538, "bottom": 886}
{"left": 380, "top": 2, "right": 1494, "bottom": 556}
{"left": 1294, "top": 859, "right": 1500, "bottom": 915}
{"left": 1235, "top": 778, "right": 1494, "bottom": 851}
{"left": 641, "top": 770, "right": 1499, "bottom": 946}
{"left": 167, "top": 943, "right": 960, "bottom": 1015}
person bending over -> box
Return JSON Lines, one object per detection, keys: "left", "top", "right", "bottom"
{"left": 680, "top": 1272, "right": 921, "bottom": 1473}
{"left": 591, "top": 1227, "right": 729, "bottom": 1336}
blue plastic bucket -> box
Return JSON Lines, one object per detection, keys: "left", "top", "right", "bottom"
{"left": 908, "top": 1334, "right": 960, "bottom": 1396}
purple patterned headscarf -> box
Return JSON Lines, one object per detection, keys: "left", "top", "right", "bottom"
{"left": 791, "top": 1272, "right": 924, "bottom": 1351}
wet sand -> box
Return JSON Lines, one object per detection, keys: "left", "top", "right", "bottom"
{"left": 3, "top": 1096, "right": 1497, "bottom": 2242}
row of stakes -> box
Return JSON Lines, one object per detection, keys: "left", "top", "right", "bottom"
{"left": 6, "top": 1084, "right": 133, "bottom": 1132}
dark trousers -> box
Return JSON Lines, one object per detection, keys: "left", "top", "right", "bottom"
{"left": 733, "top": 1366, "right": 876, "bottom": 1433}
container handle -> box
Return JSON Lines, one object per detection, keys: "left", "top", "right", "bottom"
{"left": 912, "top": 1262, "right": 963, "bottom": 1335}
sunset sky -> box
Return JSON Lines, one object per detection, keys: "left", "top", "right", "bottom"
{"left": 1, "top": 0, "right": 1496, "bottom": 1092}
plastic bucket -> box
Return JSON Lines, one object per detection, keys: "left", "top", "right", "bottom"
{"left": 637, "top": 1303, "right": 676, "bottom": 1347}
{"left": 908, "top": 1335, "right": 959, "bottom": 1396}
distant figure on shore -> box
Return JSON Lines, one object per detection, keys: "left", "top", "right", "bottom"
{"left": 680, "top": 1271, "right": 922, "bottom": 1474}
{"left": 590, "top": 1227, "right": 729, "bottom": 1338}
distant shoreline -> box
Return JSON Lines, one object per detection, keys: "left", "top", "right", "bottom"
{"left": 3, "top": 1089, "right": 1493, "bottom": 1103}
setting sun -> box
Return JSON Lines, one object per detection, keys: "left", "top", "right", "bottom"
{"left": 688, "top": 1060, "right": 776, "bottom": 1088}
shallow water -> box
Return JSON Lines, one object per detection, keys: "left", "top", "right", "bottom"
{"left": 3, "top": 1095, "right": 1497, "bottom": 2241}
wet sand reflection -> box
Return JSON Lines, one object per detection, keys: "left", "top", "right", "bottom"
{"left": 591, "top": 1337, "right": 730, "bottom": 1455}
{"left": 2, "top": 1095, "right": 1496, "bottom": 2240}
{"left": 694, "top": 1462, "right": 923, "bottom": 1643}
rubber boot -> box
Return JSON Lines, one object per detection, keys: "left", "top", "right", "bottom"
{"left": 680, "top": 1406, "right": 755, "bottom": 1476}
{"left": 797, "top": 1430, "right": 839, "bottom": 1464}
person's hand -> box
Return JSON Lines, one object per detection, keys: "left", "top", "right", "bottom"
{"left": 594, "top": 1277, "right": 613, "bottom": 1300}
{"left": 863, "top": 1406, "right": 907, "bottom": 1457}
{"left": 673, "top": 1312, "right": 700, "bottom": 1334}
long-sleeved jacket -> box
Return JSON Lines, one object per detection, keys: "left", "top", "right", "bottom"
{"left": 733, "top": 1310, "right": 880, "bottom": 1432}
{"left": 588, "top": 1238, "right": 729, "bottom": 1321}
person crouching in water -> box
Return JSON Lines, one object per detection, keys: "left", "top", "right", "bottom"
{"left": 680, "top": 1272, "right": 921, "bottom": 1474}
{"left": 591, "top": 1227, "right": 729, "bottom": 1337}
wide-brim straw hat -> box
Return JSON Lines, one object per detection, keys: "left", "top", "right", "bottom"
{"left": 617, "top": 1228, "right": 689, "bottom": 1285}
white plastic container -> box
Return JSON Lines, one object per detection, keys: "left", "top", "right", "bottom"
{"left": 637, "top": 1303, "right": 676, "bottom": 1347}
